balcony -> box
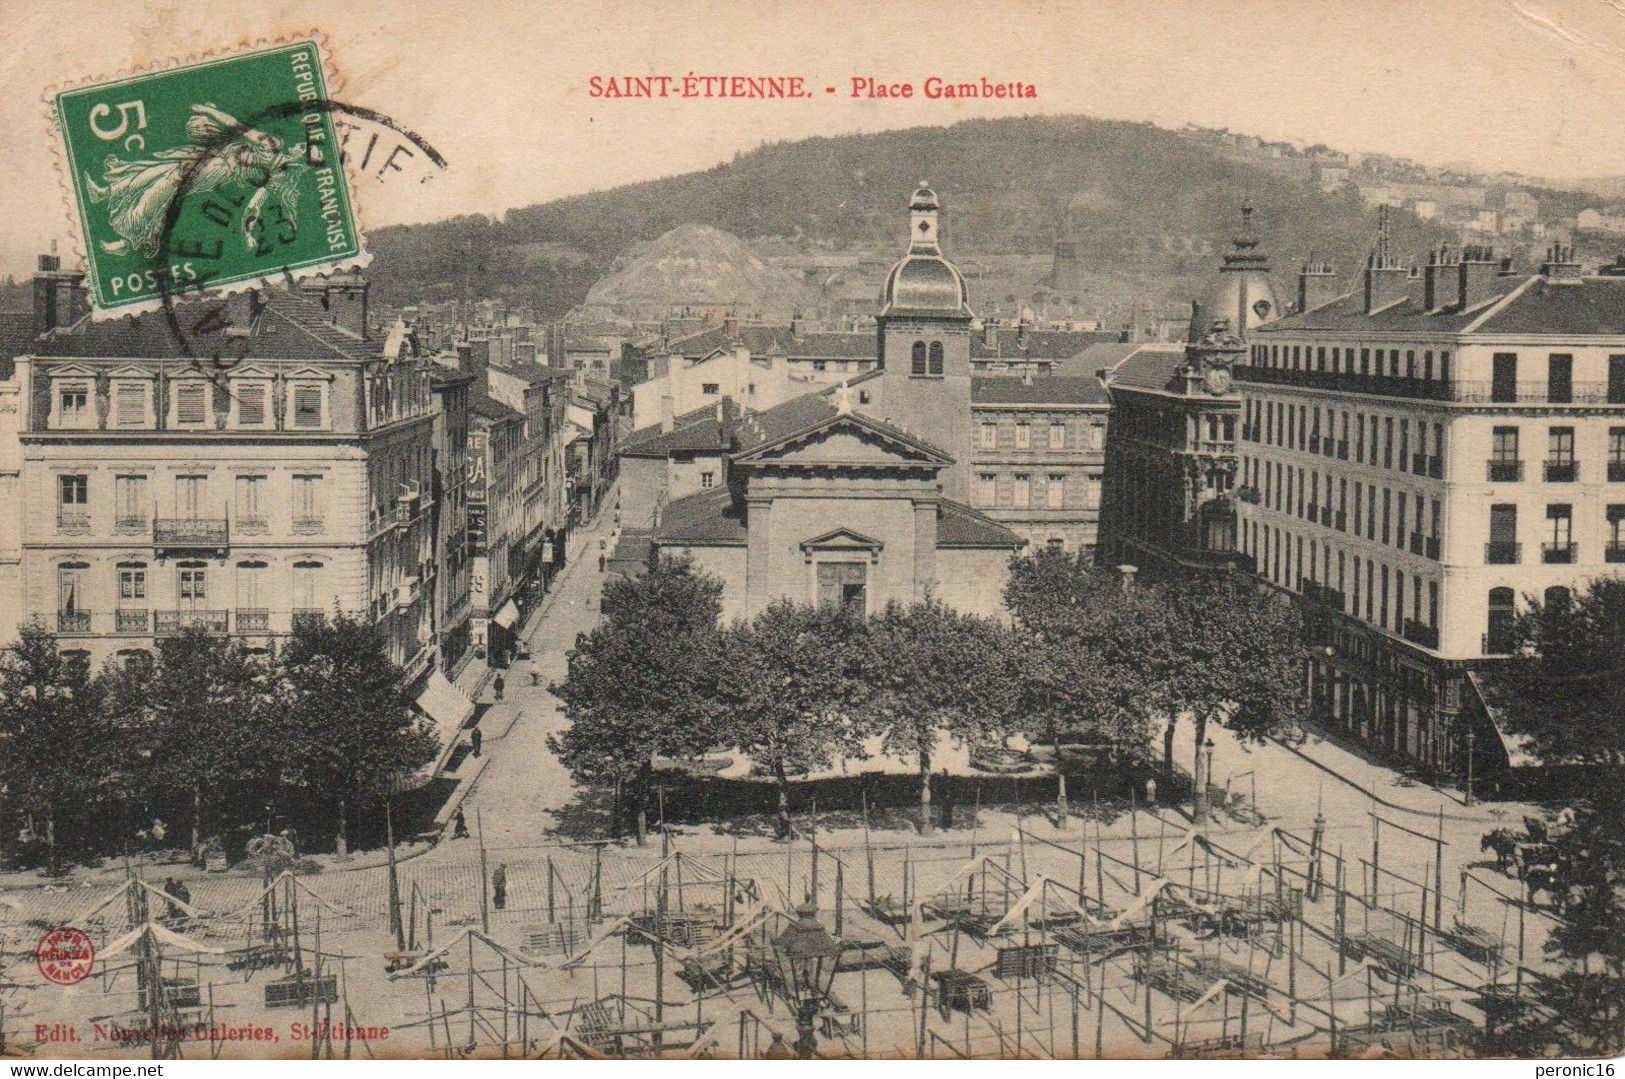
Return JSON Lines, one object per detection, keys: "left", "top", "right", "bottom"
{"left": 1401, "top": 619, "right": 1440, "bottom": 650}
{"left": 1610, "top": 460, "right": 1625, "bottom": 483}
{"left": 1337, "top": 440, "right": 1349, "bottom": 460}
{"left": 293, "top": 516, "right": 325, "bottom": 535}
{"left": 1607, "top": 541, "right": 1625, "bottom": 564}
{"left": 1541, "top": 541, "right": 1577, "bottom": 565}
{"left": 1543, "top": 460, "right": 1578, "bottom": 483}
{"left": 114, "top": 515, "right": 148, "bottom": 535}
{"left": 154, "top": 518, "right": 228, "bottom": 556}
{"left": 1458, "top": 380, "right": 1615, "bottom": 404}
{"left": 1428, "top": 456, "right": 1444, "bottom": 479}
{"left": 1486, "top": 541, "right": 1521, "bottom": 565}
{"left": 1412, "top": 453, "right": 1427, "bottom": 475}
{"left": 1308, "top": 436, "right": 1321, "bottom": 454}
{"left": 155, "top": 610, "right": 228, "bottom": 635}
{"left": 1319, "top": 505, "right": 1333, "bottom": 528}
{"left": 115, "top": 609, "right": 149, "bottom": 633}
{"left": 1483, "top": 631, "right": 1515, "bottom": 656}
{"left": 1486, "top": 460, "right": 1524, "bottom": 482}
{"left": 1300, "top": 579, "right": 1346, "bottom": 610}
{"left": 1408, "top": 533, "right": 1424, "bottom": 556}
{"left": 1237, "top": 486, "right": 1261, "bottom": 505}
{"left": 57, "top": 610, "right": 91, "bottom": 634}
{"left": 1335, "top": 509, "right": 1348, "bottom": 531}
{"left": 292, "top": 608, "right": 325, "bottom": 632}
{"left": 57, "top": 512, "right": 89, "bottom": 534}
{"left": 236, "top": 516, "right": 269, "bottom": 536}
{"left": 236, "top": 608, "right": 270, "bottom": 633}
{"left": 1426, "top": 536, "right": 1441, "bottom": 560}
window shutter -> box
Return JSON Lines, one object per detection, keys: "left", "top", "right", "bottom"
{"left": 177, "top": 383, "right": 208, "bottom": 426}
{"left": 238, "top": 383, "right": 266, "bottom": 426}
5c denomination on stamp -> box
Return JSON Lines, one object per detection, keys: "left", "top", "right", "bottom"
{"left": 52, "top": 39, "right": 364, "bottom": 316}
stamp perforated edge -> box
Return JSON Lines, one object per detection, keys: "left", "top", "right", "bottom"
{"left": 41, "top": 30, "right": 374, "bottom": 323}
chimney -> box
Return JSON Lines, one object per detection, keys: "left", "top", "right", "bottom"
{"left": 722, "top": 313, "right": 738, "bottom": 339}
{"left": 1541, "top": 242, "right": 1583, "bottom": 282}
{"left": 1296, "top": 259, "right": 1340, "bottom": 313}
{"left": 660, "top": 394, "right": 675, "bottom": 434}
{"left": 983, "top": 320, "right": 998, "bottom": 347}
{"left": 1117, "top": 564, "right": 1138, "bottom": 593}
{"left": 1459, "top": 245, "right": 1504, "bottom": 306}
{"left": 790, "top": 309, "right": 805, "bottom": 338}
{"left": 1423, "top": 245, "right": 1459, "bottom": 310}
{"left": 32, "top": 252, "right": 86, "bottom": 336}
{"left": 1363, "top": 205, "right": 1411, "bottom": 314}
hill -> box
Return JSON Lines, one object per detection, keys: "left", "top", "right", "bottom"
{"left": 364, "top": 115, "right": 1454, "bottom": 318}
{"left": 575, "top": 223, "right": 816, "bottom": 322}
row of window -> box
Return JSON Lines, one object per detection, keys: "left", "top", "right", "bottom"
{"left": 56, "top": 559, "right": 326, "bottom": 624}
{"left": 1486, "top": 425, "right": 1625, "bottom": 482}
{"left": 977, "top": 419, "right": 1106, "bottom": 452}
{"left": 1243, "top": 398, "right": 1446, "bottom": 479}
{"left": 910, "top": 340, "right": 946, "bottom": 377}
{"left": 1246, "top": 520, "right": 1440, "bottom": 644}
{"left": 51, "top": 375, "right": 330, "bottom": 432}
{"left": 1242, "top": 457, "right": 1444, "bottom": 560}
{"left": 56, "top": 473, "right": 326, "bottom": 533}
{"left": 1484, "top": 503, "right": 1625, "bottom": 564}
{"left": 974, "top": 471, "right": 1101, "bottom": 511}
{"left": 1250, "top": 341, "right": 1453, "bottom": 382}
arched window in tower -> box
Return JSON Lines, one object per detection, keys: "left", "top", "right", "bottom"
{"left": 911, "top": 341, "right": 926, "bottom": 376}
{"left": 928, "top": 341, "right": 944, "bottom": 375}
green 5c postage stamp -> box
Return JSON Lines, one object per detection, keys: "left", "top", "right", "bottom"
{"left": 52, "top": 39, "right": 364, "bottom": 316}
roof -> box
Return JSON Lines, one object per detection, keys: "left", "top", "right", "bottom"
{"left": 971, "top": 375, "right": 1110, "bottom": 406}
{"left": 1465, "top": 670, "right": 1543, "bottom": 769}
{"left": 1104, "top": 346, "right": 1190, "bottom": 394}
{"left": 971, "top": 328, "right": 1118, "bottom": 361}
{"left": 653, "top": 486, "right": 1021, "bottom": 550}
{"left": 1073, "top": 342, "right": 1146, "bottom": 370}
{"left": 621, "top": 398, "right": 742, "bottom": 457}
{"left": 0, "top": 312, "right": 38, "bottom": 379}
{"left": 34, "top": 285, "right": 386, "bottom": 362}
{"left": 468, "top": 392, "right": 524, "bottom": 424}
{"left": 653, "top": 485, "right": 748, "bottom": 545}
{"left": 1475, "top": 275, "right": 1625, "bottom": 335}
{"left": 662, "top": 324, "right": 877, "bottom": 362}
{"left": 938, "top": 500, "right": 1026, "bottom": 548}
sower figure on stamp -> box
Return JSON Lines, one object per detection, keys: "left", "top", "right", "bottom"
{"left": 492, "top": 863, "right": 508, "bottom": 911}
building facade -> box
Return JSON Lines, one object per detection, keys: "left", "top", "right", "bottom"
{"left": 1236, "top": 241, "right": 1625, "bottom": 782}
{"left": 16, "top": 277, "right": 439, "bottom": 677}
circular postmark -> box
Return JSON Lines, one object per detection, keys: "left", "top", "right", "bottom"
{"left": 36, "top": 925, "right": 95, "bottom": 985}
{"left": 148, "top": 96, "right": 444, "bottom": 362}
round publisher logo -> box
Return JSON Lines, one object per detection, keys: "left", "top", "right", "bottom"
{"left": 37, "top": 926, "right": 95, "bottom": 985}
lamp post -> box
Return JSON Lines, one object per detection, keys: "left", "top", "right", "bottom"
{"left": 771, "top": 901, "right": 842, "bottom": 1059}
{"left": 1464, "top": 730, "right": 1477, "bottom": 806}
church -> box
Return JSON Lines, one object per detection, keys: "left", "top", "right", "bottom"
{"left": 637, "top": 185, "right": 1026, "bottom": 622}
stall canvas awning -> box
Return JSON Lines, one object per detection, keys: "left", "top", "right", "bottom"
{"left": 492, "top": 599, "right": 521, "bottom": 629}
{"left": 1465, "top": 670, "right": 1543, "bottom": 769}
{"left": 415, "top": 672, "right": 477, "bottom": 780}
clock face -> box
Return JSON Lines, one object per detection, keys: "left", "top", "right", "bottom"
{"left": 1205, "top": 366, "right": 1233, "bottom": 395}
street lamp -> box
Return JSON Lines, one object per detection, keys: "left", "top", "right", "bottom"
{"left": 1464, "top": 730, "right": 1477, "bottom": 806}
{"left": 771, "top": 901, "right": 842, "bottom": 1059}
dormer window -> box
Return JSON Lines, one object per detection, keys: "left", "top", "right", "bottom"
{"left": 228, "top": 374, "right": 273, "bottom": 430}
{"left": 111, "top": 380, "right": 153, "bottom": 429}
{"left": 289, "top": 381, "right": 328, "bottom": 429}
{"left": 52, "top": 379, "right": 93, "bottom": 429}
{"left": 169, "top": 379, "right": 212, "bottom": 429}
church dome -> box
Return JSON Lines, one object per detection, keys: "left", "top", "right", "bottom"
{"left": 1189, "top": 201, "right": 1282, "bottom": 338}
{"left": 880, "top": 182, "right": 972, "bottom": 316}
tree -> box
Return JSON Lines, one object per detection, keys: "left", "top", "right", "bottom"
{"left": 136, "top": 628, "right": 276, "bottom": 855}
{"left": 0, "top": 625, "right": 114, "bottom": 869}
{"left": 274, "top": 614, "right": 439, "bottom": 855}
{"left": 861, "top": 599, "right": 1021, "bottom": 835}
{"left": 1503, "top": 578, "right": 1625, "bottom": 767}
{"left": 713, "top": 601, "right": 872, "bottom": 838}
{"left": 1146, "top": 573, "right": 1305, "bottom": 823}
{"left": 550, "top": 554, "right": 724, "bottom": 843}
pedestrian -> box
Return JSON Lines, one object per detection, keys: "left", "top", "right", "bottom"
{"left": 470, "top": 726, "right": 483, "bottom": 758}
{"left": 162, "top": 877, "right": 186, "bottom": 920}
{"left": 172, "top": 877, "right": 191, "bottom": 912}
{"left": 492, "top": 863, "right": 508, "bottom": 911}
{"left": 1145, "top": 776, "right": 1157, "bottom": 807}
{"left": 530, "top": 666, "right": 541, "bottom": 686}
{"left": 493, "top": 674, "right": 505, "bottom": 701}
{"left": 939, "top": 769, "right": 956, "bottom": 829}
{"left": 453, "top": 807, "right": 470, "bottom": 839}
{"left": 598, "top": 553, "right": 606, "bottom": 572}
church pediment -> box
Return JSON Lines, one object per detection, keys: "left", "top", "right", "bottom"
{"left": 734, "top": 413, "right": 950, "bottom": 470}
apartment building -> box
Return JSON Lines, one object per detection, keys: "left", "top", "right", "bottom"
{"left": 1236, "top": 241, "right": 1625, "bottom": 783}
{"left": 969, "top": 376, "right": 1110, "bottom": 556}
{"left": 15, "top": 271, "right": 441, "bottom": 679}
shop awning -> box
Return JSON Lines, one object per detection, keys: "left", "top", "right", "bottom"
{"left": 492, "top": 600, "right": 521, "bottom": 629}
{"left": 1465, "top": 670, "right": 1543, "bottom": 769}
{"left": 413, "top": 672, "right": 478, "bottom": 782}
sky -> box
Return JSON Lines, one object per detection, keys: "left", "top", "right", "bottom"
{"left": 3, "top": 0, "right": 1624, "bottom": 277}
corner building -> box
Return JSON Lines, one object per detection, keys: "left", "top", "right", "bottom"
{"left": 1236, "top": 242, "right": 1625, "bottom": 784}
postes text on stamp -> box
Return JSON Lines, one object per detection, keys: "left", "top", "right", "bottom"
{"left": 53, "top": 39, "right": 363, "bottom": 316}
